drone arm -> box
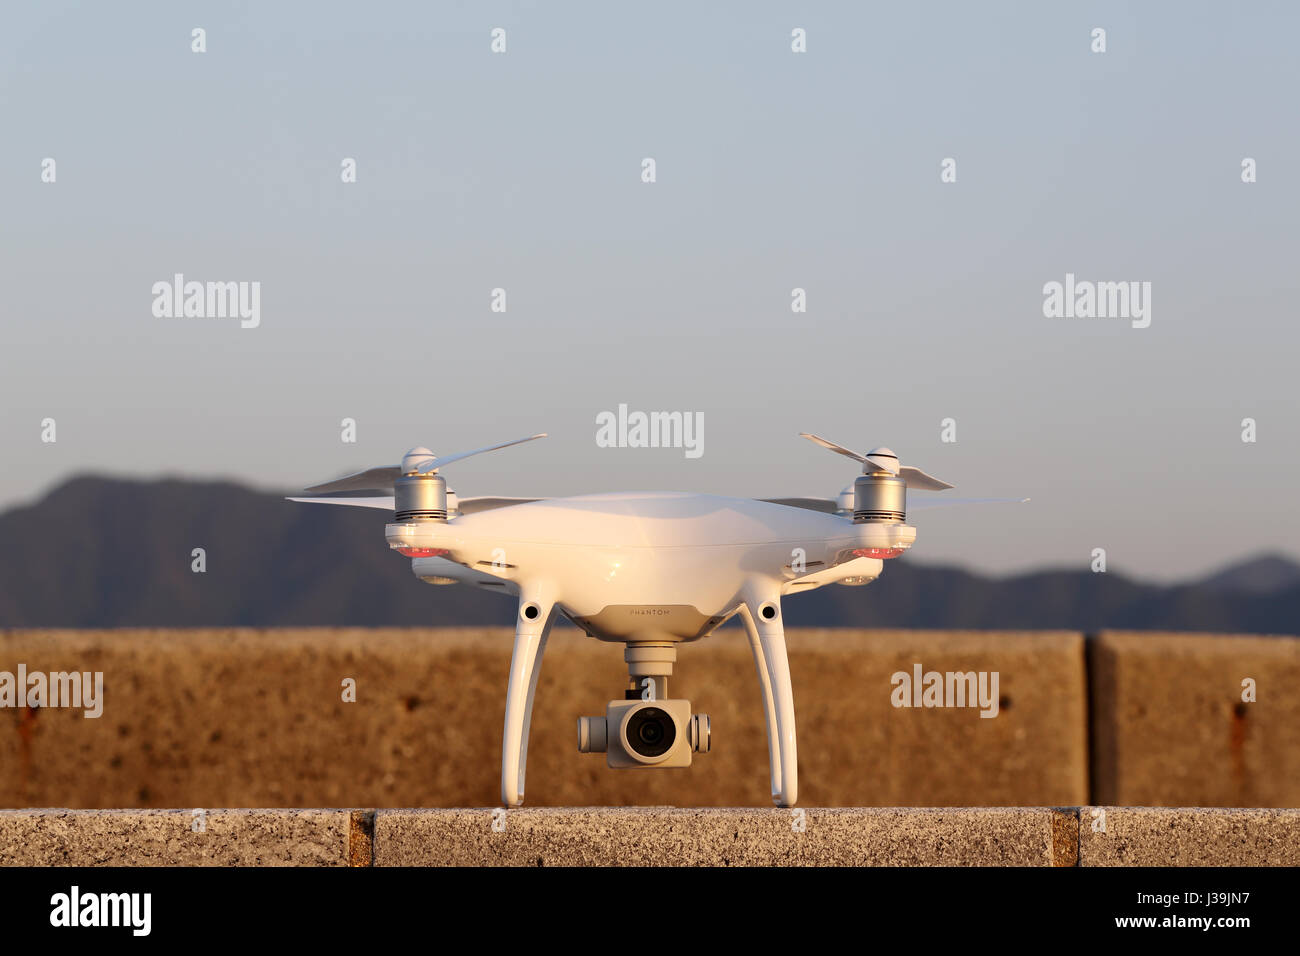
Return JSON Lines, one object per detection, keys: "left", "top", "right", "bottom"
{"left": 741, "top": 584, "right": 799, "bottom": 808}
{"left": 501, "top": 586, "right": 557, "bottom": 807}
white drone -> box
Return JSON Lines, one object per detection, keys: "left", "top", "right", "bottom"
{"left": 292, "top": 433, "right": 1023, "bottom": 808}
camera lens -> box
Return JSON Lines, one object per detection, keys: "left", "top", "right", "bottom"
{"left": 625, "top": 706, "right": 676, "bottom": 759}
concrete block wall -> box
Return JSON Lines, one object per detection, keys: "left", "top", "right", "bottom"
{"left": 0, "top": 628, "right": 1089, "bottom": 808}
{"left": 0, "top": 627, "right": 1296, "bottom": 810}
{"left": 1089, "top": 632, "right": 1300, "bottom": 806}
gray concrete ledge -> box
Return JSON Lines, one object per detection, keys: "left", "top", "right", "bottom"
{"left": 0, "top": 809, "right": 358, "bottom": 867}
{"left": 3, "top": 807, "right": 1296, "bottom": 866}
{"left": 372, "top": 807, "right": 1080, "bottom": 867}
{"left": 1078, "top": 807, "right": 1300, "bottom": 867}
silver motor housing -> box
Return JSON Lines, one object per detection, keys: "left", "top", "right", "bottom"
{"left": 394, "top": 473, "right": 448, "bottom": 521}
{"left": 853, "top": 473, "right": 906, "bottom": 523}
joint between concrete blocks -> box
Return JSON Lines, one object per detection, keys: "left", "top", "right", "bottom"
{"left": 348, "top": 809, "right": 375, "bottom": 867}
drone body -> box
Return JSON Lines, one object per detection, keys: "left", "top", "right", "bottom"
{"left": 292, "top": 433, "right": 1022, "bottom": 807}
{"left": 399, "top": 491, "right": 903, "bottom": 636}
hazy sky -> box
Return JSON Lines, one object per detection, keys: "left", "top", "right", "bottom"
{"left": 2, "top": 1, "right": 1297, "bottom": 582}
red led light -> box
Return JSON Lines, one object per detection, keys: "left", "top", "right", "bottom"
{"left": 853, "top": 547, "right": 907, "bottom": 560}
{"left": 395, "top": 547, "right": 449, "bottom": 558}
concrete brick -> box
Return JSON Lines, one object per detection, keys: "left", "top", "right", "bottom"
{"left": 5, "top": 806, "right": 1297, "bottom": 866}
{"left": 1079, "top": 807, "right": 1300, "bottom": 866}
{"left": 1089, "top": 632, "right": 1300, "bottom": 806}
{"left": 372, "top": 807, "right": 1081, "bottom": 866}
{"left": 0, "top": 809, "right": 354, "bottom": 866}
{"left": 0, "top": 628, "right": 1089, "bottom": 809}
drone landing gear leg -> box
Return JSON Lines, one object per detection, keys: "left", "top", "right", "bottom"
{"left": 741, "top": 590, "right": 798, "bottom": 808}
{"left": 738, "top": 604, "right": 783, "bottom": 802}
{"left": 501, "top": 593, "right": 556, "bottom": 807}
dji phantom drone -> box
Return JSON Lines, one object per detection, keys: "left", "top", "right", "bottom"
{"left": 293, "top": 433, "right": 1020, "bottom": 807}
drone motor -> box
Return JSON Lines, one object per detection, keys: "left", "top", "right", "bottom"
{"left": 853, "top": 472, "right": 906, "bottom": 524}
{"left": 394, "top": 472, "right": 448, "bottom": 522}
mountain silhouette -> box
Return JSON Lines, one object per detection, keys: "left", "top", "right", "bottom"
{"left": 0, "top": 476, "right": 1295, "bottom": 634}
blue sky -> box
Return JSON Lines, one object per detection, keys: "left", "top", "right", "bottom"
{"left": 2, "top": 1, "right": 1297, "bottom": 581}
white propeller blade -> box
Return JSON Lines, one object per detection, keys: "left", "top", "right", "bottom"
{"left": 303, "top": 466, "right": 400, "bottom": 495}
{"left": 288, "top": 495, "right": 547, "bottom": 515}
{"left": 907, "top": 496, "right": 1029, "bottom": 511}
{"left": 456, "top": 496, "right": 543, "bottom": 514}
{"left": 799, "top": 432, "right": 953, "bottom": 490}
{"left": 302, "top": 433, "right": 548, "bottom": 494}
{"left": 899, "top": 466, "right": 954, "bottom": 492}
{"left": 761, "top": 496, "right": 1027, "bottom": 515}
{"left": 759, "top": 497, "right": 838, "bottom": 513}
{"left": 287, "top": 496, "right": 396, "bottom": 510}
{"left": 415, "top": 433, "right": 548, "bottom": 474}
{"left": 798, "top": 433, "right": 868, "bottom": 465}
